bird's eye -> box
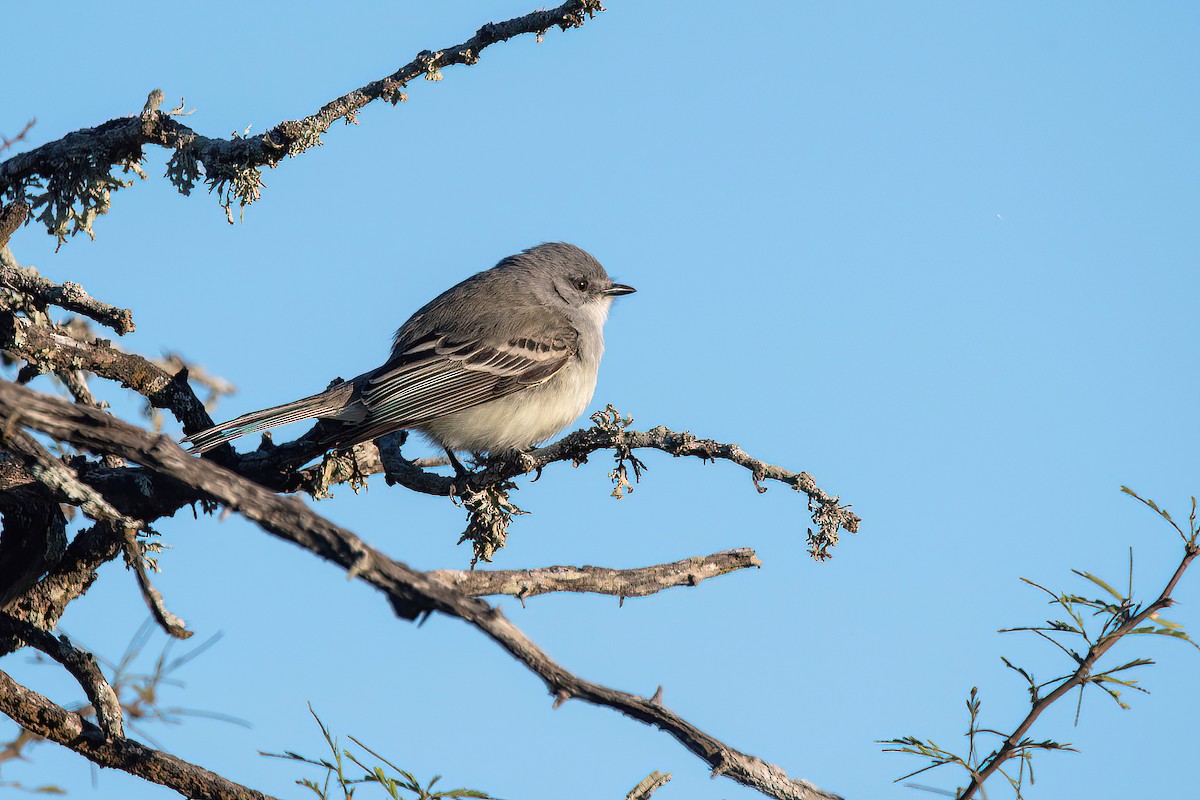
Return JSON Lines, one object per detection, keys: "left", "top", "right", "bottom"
{"left": 575, "top": 278, "right": 589, "bottom": 292}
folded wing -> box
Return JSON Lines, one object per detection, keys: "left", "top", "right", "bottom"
{"left": 357, "top": 325, "right": 579, "bottom": 434}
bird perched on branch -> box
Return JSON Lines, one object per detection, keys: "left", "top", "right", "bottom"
{"left": 183, "top": 243, "right": 635, "bottom": 467}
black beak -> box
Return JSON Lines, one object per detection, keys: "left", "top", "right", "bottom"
{"left": 604, "top": 283, "right": 636, "bottom": 297}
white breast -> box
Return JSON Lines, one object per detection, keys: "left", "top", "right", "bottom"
{"left": 413, "top": 358, "right": 596, "bottom": 453}
{"left": 419, "top": 338, "right": 607, "bottom": 453}
{"left": 414, "top": 296, "right": 612, "bottom": 454}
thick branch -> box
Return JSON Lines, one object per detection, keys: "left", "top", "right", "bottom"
{"left": 3, "top": 522, "right": 123, "bottom": 639}
{"left": 0, "top": 453, "right": 66, "bottom": 609}
{"left": 0, "top": 669, "right": 276, "bottom": 800}
{"left": 2, "top": 427, "right": 140, "bottom": 529}
{"left": 431, "top": 548, "right": 761, "bottom": 601}
{"left": 0, "top": 380, "right": 844, "bottom": 800}
{"left": 0, "top": 203, "right": 28, "bottom": 249}
{"left": 0, "top": 429, "right": 192, "bottom": 639}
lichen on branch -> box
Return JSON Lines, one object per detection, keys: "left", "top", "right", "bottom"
{"left": 0, "top": 1, "right": 606, "bottom": 242}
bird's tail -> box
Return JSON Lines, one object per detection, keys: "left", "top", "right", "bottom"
{"left": 183, "top": 382, "right": 357, "bottom": 454}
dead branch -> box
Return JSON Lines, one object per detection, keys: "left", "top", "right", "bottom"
{"left": 627, "top": 771, "right": 672, "bottom": 800}
{"left": 1, "top": 522, "right": 123, "bottom": 640}
{"left": 0, "top": 254, "right": 134, "bottom": 334}
{"left": 0, "top": 613, "right": 123, "bottom": 738}
{"left": 0, "top": 121, "right": 34, "bottom": 157}
{"left": 431, "top": 548, "right": 761, "bottom": 601}
{"left": 0, "top": 453, "right": 66, "bottom": 610}
{"left": 0, "top": 428, "right": 191, "bottom": 639}
{"left": 0, "top": 2, "right": 604, "bottom": 239}
{"left": 0, "top": 669, "right": 277, "bottom": 800}
{"left": 0, "top": 379, "right": 845, "bottom": 800}
{"left": 333, "top": 412, "right": 858, "bottom": 560}
{"left": 0, "top": 310, "right": 214, "bottom": 433}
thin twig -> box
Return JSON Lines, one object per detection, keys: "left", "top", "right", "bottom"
{"left": 959, "top": 539, "right": 1200, "bottom": 799}
{"left": 0, "top": 120, "right": 34, "bottom": 156}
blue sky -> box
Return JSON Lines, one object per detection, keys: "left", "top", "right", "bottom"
{"left": 3, "top": 2, "right": 1199, "bottom": 799}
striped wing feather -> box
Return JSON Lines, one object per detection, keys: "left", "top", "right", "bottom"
{"left": 359, "top": 327, "right": 578, "bottom": 431}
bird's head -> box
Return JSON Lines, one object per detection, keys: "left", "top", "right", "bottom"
{"left": 518, "top": 242, "right": 635, "bottom": 317}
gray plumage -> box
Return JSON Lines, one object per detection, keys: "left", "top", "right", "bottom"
{"left": 183, "top": 242, "right": 634, "bottom": 457}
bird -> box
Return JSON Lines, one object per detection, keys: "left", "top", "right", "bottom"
{"left": 183, "top": 243, "right": 635, "bottom": 468}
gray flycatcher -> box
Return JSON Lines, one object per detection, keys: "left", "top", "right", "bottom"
{"left": 183, "top": 243, "right": 635, "bottom": 465}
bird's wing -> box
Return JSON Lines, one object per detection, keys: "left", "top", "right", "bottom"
{"left": 359, "top": 324, "right": 579, "bottom": 429}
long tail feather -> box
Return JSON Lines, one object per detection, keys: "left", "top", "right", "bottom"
{"left": 184, "top": 383, "right": 355, "bottom": 454}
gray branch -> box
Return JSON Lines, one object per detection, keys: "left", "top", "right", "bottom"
{"left": 0, "top": 379, "right": 845, "bottom": 800}
{"left": 0, "top": 669, "right": 277, "bottom": 800}
{"left": 0, "top": 252, "right": 134, "bottom": 334}
{"left": 305, "top": 412, "right": 860, "bottom": 560}
{"left": 0, "top": 1, "right": 605, "bottom": 241}
{"left": 0, "top": 427, "right": 192, "bottom": 639}
{"left": 0, "top": 311, "right": 215, "bottom": 434}
{"left": 431, "top": 548, "right": 761, "bottom": 602}
{"left": 627, "top": 771, "right": 672, "bottom": 800}
{"left": 0, "top": 612, "right": 123, "bottom": 738}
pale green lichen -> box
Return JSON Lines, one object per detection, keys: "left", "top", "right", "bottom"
{"left": 457, "top": 482, "right": 526, "bottom": 565}
{"left": 25, "top": 158, "right": 140, "bottom": 249}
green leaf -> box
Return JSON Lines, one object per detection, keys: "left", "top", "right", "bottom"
{"left": 1075, "top": 571, "right": 1125, "bottom": 602}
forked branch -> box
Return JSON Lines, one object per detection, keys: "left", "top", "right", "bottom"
{"left": 0, "top": 669, "right": 276, "bottom": 800}
{"left": 0, "top": 380, "right": 844, "bottom": 800}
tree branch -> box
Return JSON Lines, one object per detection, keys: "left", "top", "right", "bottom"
{"left": 0, "top": 379, "right": 845, "bottom": 800}
{"left": 2, "top": 522, "right": 123, "bottom": 647}
{"left": 0, "top": 1, "right": 605, "bottom": 240}
{"left": 958, "top": 537, "right": 1200, "bottom": 800}
{"left": 0, "top": 613, "right": 123, "bottom": 738}
{"left": 0, "top": 453, "right": 66, "bottom": 610}
{"left": 0, "top": 252, "right": 134, "bottom": 334}
{"left": 0, "top": 669, "right": 277, "bottom": 800}
{"left": 430, "top": 548, "right": 761, "bottom": 602}
{"left": 353, "top": 409, "right": 858, "bottom": 560}
{"left": 0, "top": 310, "right": 214, "bottom": 433}
{"left": 627, "top": 770, "right": 672, "bottom": 800}
{"left": 0, "top": 203, "right": 29, "bottom": 249}
{"left": 0, "top": 428, "right": 192, "bottom": 639}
